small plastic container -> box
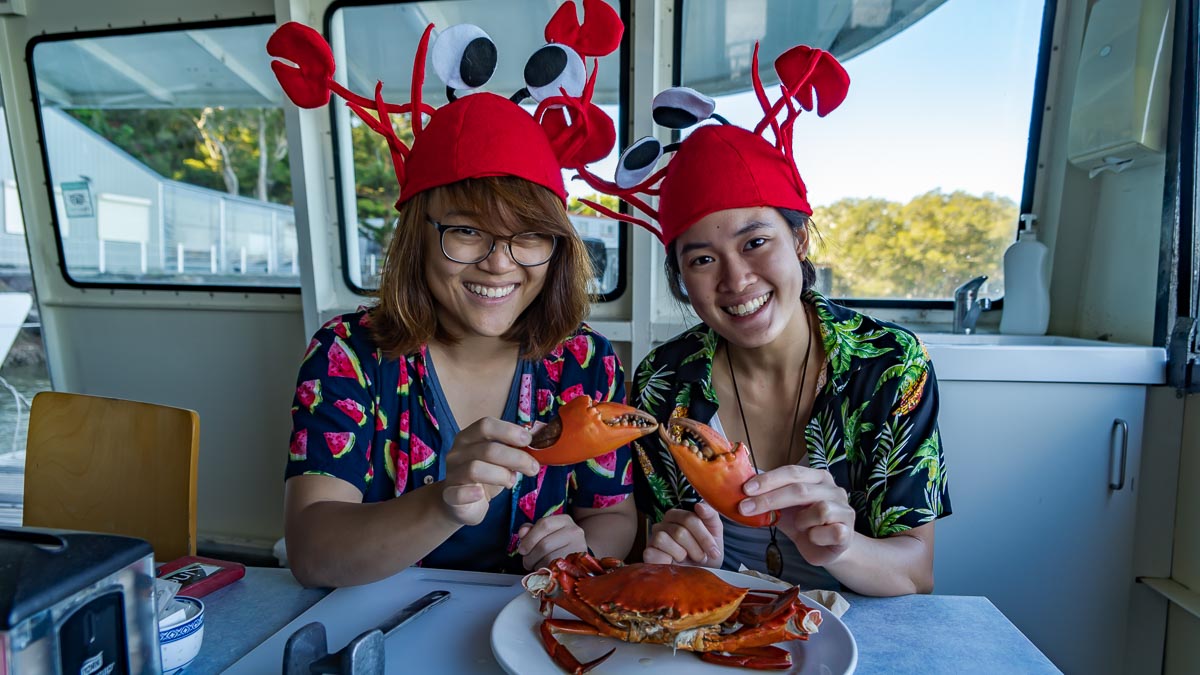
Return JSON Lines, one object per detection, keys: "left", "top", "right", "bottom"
{"left": 159, "top": 596, "right": 205, "bottom": 674}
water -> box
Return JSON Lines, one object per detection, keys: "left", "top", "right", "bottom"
{"left": 0, "top": 362, "right": 53, "bottom": 526}
{"left": 0, "top": 365, "right": 49, "bottom": 453}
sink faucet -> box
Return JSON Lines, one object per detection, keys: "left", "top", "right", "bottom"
{"left": 953, "top": 275, "right": 993, "bottom": 334}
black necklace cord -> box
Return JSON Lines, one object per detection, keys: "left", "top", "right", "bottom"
{"left": 725, "top": 304, "right": 814, "bottom": 575}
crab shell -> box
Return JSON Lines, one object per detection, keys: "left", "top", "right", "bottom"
{"left": 661, "top": 417, "right": 779, "bottom": 528}
{"left": 574, "top": 562, "right": 747, "bottom": 631}
{"left": 523, "top": 552, "right": 823, "bottom": 672}
{"left": 525, "top": 395, "right": 658, "bottom": 466}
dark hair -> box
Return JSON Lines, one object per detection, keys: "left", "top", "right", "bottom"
{"left": 369, "top": 176, "right": 593, "bottom": 360}
{"left": 663, "top": 208, "right": 819, "bottom": 303}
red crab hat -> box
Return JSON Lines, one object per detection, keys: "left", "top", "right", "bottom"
{"left": 656, "top": 125, "right": 813, "bottom": 245}
{"left": 265, "top": 0, "right": 623, "bottom": 208}
{"left": 576, "top": 44, "right": 850, "bottom": 246}
{"left": 402, "top": 93, "right": 565, "bottom": 202}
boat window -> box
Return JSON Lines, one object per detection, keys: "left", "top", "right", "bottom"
{"left": 0, "top": 93, "right": 52, "bottom": 524}
{"left": 328, "top": 1, "right": 626, "bottom": 300}
{"left": 29, "top": 21, "right": 300, "bottom": 290}
{"left": 677, "top": 0, "right": 1047, "bottom": 305}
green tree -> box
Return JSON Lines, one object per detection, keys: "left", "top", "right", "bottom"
{"left": 66, "top": 107, "right": 292, "bottom": 205}
{"left": 351, "top": 114, "right": 413, "bottom": 248}
{"left": 812, "top": 190, "right": 1016, "bottom": 299}
{"left": 568, "top": 193, "right": 619, "bottom": 217}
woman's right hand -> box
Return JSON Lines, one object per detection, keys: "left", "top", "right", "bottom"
{"left": 643, "top": 503, "right": 724, "bottom": 568}
{"left": 441, "top": 417, "right": 541, "bottom": 526}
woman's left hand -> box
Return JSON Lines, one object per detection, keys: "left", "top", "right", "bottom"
{"left": 739, "top": 466, "right": 856, "bottom": 567}
{"left": 516, "top": 515, "right": 589, "bottom": 571}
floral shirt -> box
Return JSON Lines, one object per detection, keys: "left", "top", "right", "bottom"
{"left": 632, "top": 291, "right": 951, "bottom": 538}
{"left": 286, "top": 311, "right": 634, "bottom": 570}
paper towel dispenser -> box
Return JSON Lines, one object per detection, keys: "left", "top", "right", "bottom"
{"left": 1067, "top": 0, "right": 1174, "bottom": 173}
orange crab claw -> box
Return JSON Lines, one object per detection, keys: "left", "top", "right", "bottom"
{"left": 775, "top": 45, "right": 849, "bottom": 117}
{"left": 660, "top": 418, "right": 779, "bottom": 528}
{"left": 526, "top": 396, "right": 658, "bottom": 466}
{"left": 266, "top": 22, "right": 336, "bottom": 109}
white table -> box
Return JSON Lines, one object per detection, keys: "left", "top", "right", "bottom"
{"left": 195, "top": 566, "right": 1061, "bottom": 674}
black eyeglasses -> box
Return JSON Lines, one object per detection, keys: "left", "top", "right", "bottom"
{"left": 429, "top": 219, "right": 558, "bottom": 267}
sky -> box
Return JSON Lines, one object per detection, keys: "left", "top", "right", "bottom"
{"left": 568, "top": 0, "right": 1046, "bottom": 208}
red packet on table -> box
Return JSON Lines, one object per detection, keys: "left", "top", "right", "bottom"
{"left": 156, "top": 556, "right": 246, "bottom": 598}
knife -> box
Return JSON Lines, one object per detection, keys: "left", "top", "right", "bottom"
{"left": 380, "top": 590, "right": 451, "bottom": 638}
{"left": 420, "top": 576, "right": 519, "bottom": 588}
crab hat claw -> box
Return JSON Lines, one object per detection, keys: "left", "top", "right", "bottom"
{"left": 526, "top": 396, "right": 658, "bottom": 466}
{"left": 544, "top": 0, "right": 624, "bottom": 58}
{"left": 266, "top": 21, "right": 336, "bottom": 109}
{"left": 775, "top": 45, "right": 849, "bottom": 117}
{"left": 660, "top": 418, "right": 779, "bottom": 528}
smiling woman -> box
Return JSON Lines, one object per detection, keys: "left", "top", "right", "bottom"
{"left": 372, "top": 176, "right": 591, "bottom": 360}
{"left": 599, "top": 41, "right": 952, "bottom": 597}
{"left": 274, "top": 4, "right": 639, "bottom": 589}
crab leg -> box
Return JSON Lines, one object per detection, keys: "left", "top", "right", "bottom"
{"left": 699, "top": 589, "right": 822, "bottom": 656}
{"left": 526, "top": 396, "right": 658, "bottom": 466}
{"left": 539, "top": 620, "right": 615, "bottom": 674}
{"left": 660, "top": 418, "right": 780, "bottom": 527}
{"left": 525, "top": 557, "right": 634, "bottom": 638}
{"left": 734, "top": 583, "right": 820, "bottom": 629}
{"left": 699, "top": 645, "right": 793, "bottom": 670}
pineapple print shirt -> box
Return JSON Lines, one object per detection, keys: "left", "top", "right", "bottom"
{"left": 287, "top": 311, "right": 634, "bottom": 572}
{"left": 632, "top": 291, "right": 952, "bottom": 548}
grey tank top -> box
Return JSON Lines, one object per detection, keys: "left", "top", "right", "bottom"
{"left": 709, "top": 412, "right": 841, "bottom": 591}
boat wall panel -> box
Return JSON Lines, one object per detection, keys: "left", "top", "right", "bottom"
{"left": 42, "top": 304, "right": 304, "bottom": 548}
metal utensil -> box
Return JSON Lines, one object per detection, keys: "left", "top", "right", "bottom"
{"left": 380, "top": 590, "right": 450, "bottom": 637}
{"left": 420, "top": 576, "right": 519, "bottom": 588}
{"left": 282, "top": 590, "right": 452, "bottom": 675}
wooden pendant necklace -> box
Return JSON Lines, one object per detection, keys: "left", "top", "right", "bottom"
{"left": 725, "top": 309, "right": 813, "bottom": 579}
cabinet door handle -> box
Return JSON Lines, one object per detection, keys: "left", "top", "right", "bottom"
{"left": 1109, "top": 418, "right": 1129, "bottom": 491}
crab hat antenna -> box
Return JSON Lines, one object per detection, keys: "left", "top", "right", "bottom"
{"left": 574, "top": 41, "right": 850, "bottom": 248}
{"left": 266, "top": 0, "right": 624, "bottom": 208}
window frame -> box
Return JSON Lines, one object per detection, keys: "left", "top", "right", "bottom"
{"left": 325, "top": 0, "right": 631, "bottom": 302}
{"left": 25, "top": 16, "right": 301, "bottom": 294}
{"left": 1162, "top": 0, "right": 1199, "bottom": 389}
{"left": 670, "top": 0, "right": 1057, "bottom": 311}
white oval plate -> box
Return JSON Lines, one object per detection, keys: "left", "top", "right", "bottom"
{"left": 490, "top": 567, "right": 857, "bottom": 674}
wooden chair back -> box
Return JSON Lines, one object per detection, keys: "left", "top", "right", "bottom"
{"left": 23, "top": 392, "right": 200, "bottom": 561}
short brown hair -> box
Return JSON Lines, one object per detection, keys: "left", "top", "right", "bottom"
{"left": 370, "top": 176, "right": 593, "bottom": 360}
{"left": 663, "top": 208, "right": 818, "bottom": 303}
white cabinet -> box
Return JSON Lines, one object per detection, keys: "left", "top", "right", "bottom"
{"left": 933, "top": 380, "right": 1146, "bottom": 675}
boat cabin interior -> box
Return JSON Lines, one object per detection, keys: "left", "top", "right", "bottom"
{"left": 0, "top": 0, "right": 1195, "bottom": 672}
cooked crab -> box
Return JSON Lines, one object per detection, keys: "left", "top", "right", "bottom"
{"left": 523, "top": 552, "right": 821, "bottom": 672}
{"left": 526, "top": 395, "right": 658, "bottom": 466}
{"left": 661, "top": 417, "right": 780, "bottom": 527}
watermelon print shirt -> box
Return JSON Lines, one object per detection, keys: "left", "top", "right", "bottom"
{"left": 287, "top": 311, "right": 634, "bottom": 573}
{"left": 632, "top": 291, "right": 951, "bottom": 579}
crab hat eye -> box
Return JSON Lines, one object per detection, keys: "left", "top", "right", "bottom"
{"left": 432, "top": 24, "right": 498, "bottom": 90}
{"left": 615, "top": 136, "right": 663, "bottom": 189}
{"left": 651, "top": 87, "right": 716, "bottom": 129}
{"left": 524, "top": 43, "right": 586, "bottom": 101}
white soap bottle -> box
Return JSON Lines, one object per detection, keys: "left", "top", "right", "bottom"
{"left": 1000, "top": 214, "right": 1050, "bottom": 335}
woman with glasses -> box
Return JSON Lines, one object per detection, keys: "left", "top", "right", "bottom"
{"left": 275, "top": 15, "right": 636, "bottom": 588}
